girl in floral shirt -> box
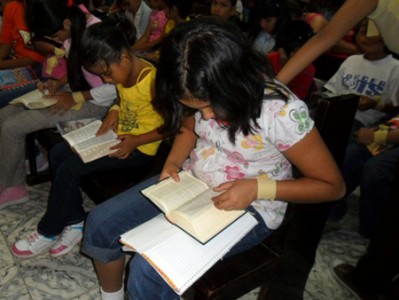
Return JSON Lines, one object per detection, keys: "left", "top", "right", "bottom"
{"left": 81, "top": 17, "right": 345, "bottom": 300}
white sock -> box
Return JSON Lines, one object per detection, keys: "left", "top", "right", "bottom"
{"left": 100, "top": 286, "right": 124, "bottom": 300}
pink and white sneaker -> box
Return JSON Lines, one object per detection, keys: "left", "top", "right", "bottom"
{"left": 49, "top": 222, "right": 84, "bottom": 257}
{"left": 0, "top": 186, "right": 29, "bottom": 210}
{"left": 12, "top": 230, "right": 57, "bottom": 258}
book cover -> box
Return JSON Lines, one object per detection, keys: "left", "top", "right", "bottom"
{"left": 141, "top": 171, "right": 246, "bottom": 244}
{"left": 0, "top": 66, "right": 38, "bottom": 91}
{"left": 120, "top": 213, "right": 258, "bottom": 295}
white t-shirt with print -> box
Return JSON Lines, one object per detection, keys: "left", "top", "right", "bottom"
{"left": 182, "top": 94, "right": 314, "bottom": 230}
{"left": 324, "top": 54, "right": 399, "bottom": 127}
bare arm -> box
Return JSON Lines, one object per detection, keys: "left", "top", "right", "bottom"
{"left": 160, "top": 115, "right": 198, "bottom": 181}
{"left": 213, "top": 127, "right": 345, "bottom": 210}
{"left": 277, "top": 0, "right": 378, "bottom": 84}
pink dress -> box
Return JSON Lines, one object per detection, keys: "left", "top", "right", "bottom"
{"left": 148, "top": 9, "right": 168, "bottom": 42}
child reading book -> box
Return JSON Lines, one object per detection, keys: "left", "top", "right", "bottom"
{"left": 0, "top": 0, "right": 116, "bottom": 209}
{"left": 11, "top": 15, "right": 164, "bottom": 258}
{"left": 80, "top": 17, "right": 344, "bottom": 300}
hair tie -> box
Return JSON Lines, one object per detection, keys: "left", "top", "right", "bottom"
{"left": 67, "top": 0, "right": 73, "bottom": 7}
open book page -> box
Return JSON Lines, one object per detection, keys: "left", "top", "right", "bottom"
{"left": 62, "top": 119, "right": 119, "bottom": 163}
{"left": 167, "top": 189, "right": 245, "bottom": 243}
{"left": 9, "top": 89, "right": 57, "bottom": 109}
{"left": 120, "top": 213, "right": 258, "bottom": 295}
{"left": 141, "top": 171, "right": 209, "bottom": 213}
{"left": 56, "top": 118, "right": 99, "bottom": 135}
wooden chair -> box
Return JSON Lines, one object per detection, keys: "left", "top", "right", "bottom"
{"left": 188, "top": 94, "right": 359, "bottom": 300}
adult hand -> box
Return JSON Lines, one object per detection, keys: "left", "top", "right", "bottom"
{"left": 212, "top": 178, "right": 257, "bottom": 211}
{"left": 358, "top": 95, "right": 378, "bottom": 110}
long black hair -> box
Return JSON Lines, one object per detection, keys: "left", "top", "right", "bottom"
{"left": 154, "top": 17, "right": 288, "bottom": 143}
{"left": 25, "top": 0, "right": 90, "bottom": 91}
{"left": 80, "top": 15, "right": 136, "bottom": 73}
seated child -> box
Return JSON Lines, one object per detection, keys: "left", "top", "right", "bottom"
{"left": 132, "top": 0, "right": 168, "bottom": 61}
{"left": 12, "top": 16, "right": 164, "bottom": 258}
{"left": 163, "top": 0, "right": 193, "bottom": 35}
{"left": 267, "top": 20, "right": 315, "bottom": 101}
{"left": 0, "top": 0, "right": 45, "bottom": 107}
{"left": 81, "top": 17, "right": 344, "bottom": 300}
{"left": 211, "top": 0, "right": 240, "bottom": 26}
{"left": 324, "top": 18, "right": 399, "bottom": 133}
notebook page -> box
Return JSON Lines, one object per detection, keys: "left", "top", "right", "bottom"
{"left": 120, "top": 213, "right": 258, "bottom": 295}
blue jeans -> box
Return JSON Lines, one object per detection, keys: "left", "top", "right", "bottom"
{"left": 82, "top": 176, "right": 273, "bottom": 300}
{"left": 341, "top": 141, "right": 399, "bottom": 237}
{"left": 37, "top": 141, "right": 153, "bottom": 237}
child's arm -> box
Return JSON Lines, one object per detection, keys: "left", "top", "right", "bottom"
{"left": 160, "top": 115, "right": 198, "bottom": 181}
{"left": 213, "top": 128, "right": 345, "bottom": 210}
{"left": 132, "top": 21, "right": 167, "bottom": 53}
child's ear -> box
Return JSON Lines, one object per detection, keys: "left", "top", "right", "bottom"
{"left": 63, "top": 19, "right": 72, "bottom": 31}
{"left": 120, "top": 52, "right": 131, "bottom": 65}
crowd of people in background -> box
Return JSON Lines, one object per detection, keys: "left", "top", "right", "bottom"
{"left": 0, "top": 0, "right": 398, "bottom": 299}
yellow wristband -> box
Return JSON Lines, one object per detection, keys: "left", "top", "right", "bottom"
{"left": 71, "top": 92, "right": 85, "bottom": 110}
{"left": 257, "top": 176, "right": 276, "bottom": 201}
{"left": 374, "top": 130, "right": 388, "bottom": 144}
{"left": 54, "top": 47, "right": 65, "bottom": 58}
{"left": 109, "top": 104, "right": 120, "bottom": 113}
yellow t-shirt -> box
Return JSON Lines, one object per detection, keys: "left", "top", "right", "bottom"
{"left": 117, "top": 62, "right": 163, "bottom": 156}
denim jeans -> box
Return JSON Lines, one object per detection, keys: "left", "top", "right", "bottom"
{"left": 37, "top": 141, "right": 153, "bottom": 237}
{"left": 82, "top": 176, "right": 273, "bottom": 300}
{"left": 341, "top": 141, "right": 399, "bottom": 237}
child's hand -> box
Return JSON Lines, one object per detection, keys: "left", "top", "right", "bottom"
{"left": 109, "top": 134, "right": 138, "bottom": 159}
{"left": 38, "top": 80, "right": 61, "bottom": 96}
{"left": 358, "top": 95, "right": 378, "bottom": 110}
{"left": 160, "top": 161, "right": 181, "bottom": 182}
{"left": 97, "top": 110, "right": 119, "bottom": 136}
{"left": 212, "top": 179, "right": 257, "bottom": 210}
{"left": 49, "top": 92, "right": 76, "bottom": 115}
{"left": 354, "top": 127, "right": 377, "bottom": 144}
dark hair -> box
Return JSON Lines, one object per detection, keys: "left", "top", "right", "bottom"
{"left": 25, "top": 0, "right": 90, "bottom": 91}
{"left": 276, "top": 20, "right": 314, "bottom": 56}
{"left": 247, "top": 0, "right": 290, "bottom": 44}
{"left": 80, "top": 15, "right": 136, "bottom": 72}
{"left": 164, "top": 0, "right": 193, "bottom": 19}
{"left": 154, "top": 17, "right": 287, "bottom": 143}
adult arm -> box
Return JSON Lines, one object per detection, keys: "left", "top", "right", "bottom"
{"left": 277, "top": 0, "right": 378, "bottom": 84}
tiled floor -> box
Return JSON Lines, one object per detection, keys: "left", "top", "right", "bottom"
{"left": 0, "top": 183, "right": 367, "bottom": 299}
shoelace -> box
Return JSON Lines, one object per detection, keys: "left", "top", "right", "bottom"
{"left": 58, "top": 225, "right": 82, "bottom": 244}
{"left": 26, "top": 231, "right": 42, "bottom": 246}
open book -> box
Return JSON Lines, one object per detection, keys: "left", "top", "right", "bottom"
{"left": 141, "top": 171, "right": 246, "bottom": 244}
{"left": 61, "top": 119, "right": 120, "bottom": 163}
{"left": 120, "top": 213, "right": 257, "bottom": 295}
{"left": 9, "top": 89, "right": 57, "bottom": 109}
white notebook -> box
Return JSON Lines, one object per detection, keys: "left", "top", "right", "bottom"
{"left": 120, "top": 213, "right": 258, "bottom": 295}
